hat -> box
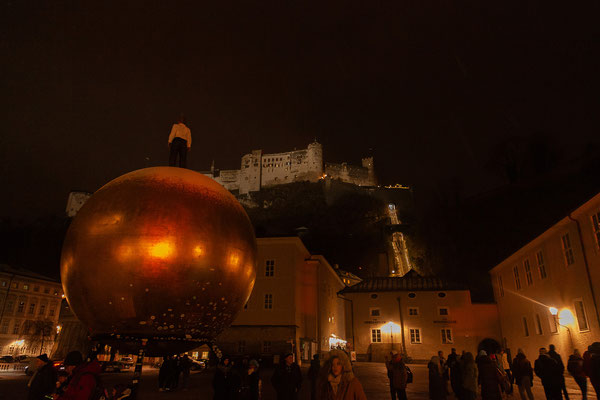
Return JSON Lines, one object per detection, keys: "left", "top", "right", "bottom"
{"left": 249, "top": 359, "right": 259, "bottom": 368}
{"left": 37, "top": 354, "right": 49, "bottom": 363}
{"left": 64, "top": 351, "right": 84, "bottom": 366}
{"left": 478, "top": 350, "right": 487, "bottom": 356}
{"left": 391, "top": 350, "right": 399, "bottom": 356}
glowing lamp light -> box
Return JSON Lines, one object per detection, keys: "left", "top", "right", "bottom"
{"left": 384, "top": 321, "right": 401, "bottom": 333}
{"left": 149, "top": 241, "right": 174, "bottom": 259}
{"left": 56, "top": 325, "right": 62, "bottom": 334}
{"left": 549, "top": 307, "right": 558, "bottom": 316}
{"left": 193, "top": 246, "right": 205, "bottom": 257}
{"left": 559, "top": 309, "right": 575, "bottom": 326}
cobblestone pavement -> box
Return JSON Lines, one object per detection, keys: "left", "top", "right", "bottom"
{"left": 0, "top": 362, "right": 596, "bottom": 400}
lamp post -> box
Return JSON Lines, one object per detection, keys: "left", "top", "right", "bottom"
{"left": 385, "top": 322, "right": 397, "bottom": 352}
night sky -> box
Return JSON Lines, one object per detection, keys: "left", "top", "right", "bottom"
{"left": 2, "top": 1, "right": 599, "bottom": 219}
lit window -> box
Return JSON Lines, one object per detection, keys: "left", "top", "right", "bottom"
{"left": 523, "top": 317, "right": 529, "bottom": 337}
{"left": 497, "top": 275, "right": 504, "bottom": 297}
{"left": 439, "top": 308, "right": 449, "bottom": 316}
{"left": 592, "top": 212, "right": 600, "bottom": 249}
{"left": 514, "top": 266, "right": 521, "bottom": 290}
{"left": 12, "top": 282, "right": 18, "bottom": 289}
{"left": 561, "top": 234, "right": 575, "bottom": 266}
{"left": 441, "top": 329, "right": 453, "bottom": 344}
{"left": 408, "top": 307, "right": 419, "bottom": 316}
{"left": 264, "top": 294, "right": 273, "bottom": 309}
{"left": 17, "top": 301, "right": 25, "bottom": 313}
{"left": 409, "top": 328, "right": 421, "bottom": 344}
{"left": 1, "top": 281, "right": 6, "bottom": 287}
{"left": 262, "top": 341, "right": 271, "bottom": 353}
{"left": 23, "top": 284, "right": 29, "bottom": 291}
{"left": 548, "top": 313, "right": 558, "bottom": 334}
{"left": 536, "top": 251, "right": 547, "bottom": 279}
{"left": 371, "top": 329, "right": 382, "bottom": 343}
{"left": 524, "top": 259, "right": 533, "bottom": 286}
{"left": 574, "top": 300, "right": 589, "bottom": 332}
{"left": 370, "top": 308, "right": 380, "bottom": 317}
{"left": 535, "top": 314, "right": 543, "bottom": 335}
{"left": 265, "top": 260, "right": 275, "bottom": 277}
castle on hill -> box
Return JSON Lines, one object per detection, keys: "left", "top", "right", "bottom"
{"left": 203, "top": 141, "right": 377, "bottom": 195}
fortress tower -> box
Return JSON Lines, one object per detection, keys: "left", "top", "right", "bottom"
{"left": 306, "top": 141, "right": 324, "bottom": 180}
{"left": 361, "top": 157, "right": 376, "bottom": 186}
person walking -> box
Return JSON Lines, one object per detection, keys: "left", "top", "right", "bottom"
{"left": 240, "top": 359, "right": 262, "bottom": 400}
{"left": 272, "top": 353, "right": 302, "bottom": 400}
{"left": 316, "top": 349, "right": 366, "bottom": 400}
{"left": 429, "top": 356, "right": 447, "bottom": 400}
{"left": 568, "top": 349, "right": 587, "bottom": 400}
{"left": 158, "top": 356, "right": 171, "bottom": 392}
{"left": 460, "top": 352, "right": 478, "bottom": 400}
{"left": 500, "top": 349, "right": 513, "bottom": 384}
{"left": 583, "top": 343, "right": 600, "bottom": 398}
{"left": 512, "top": 349, "right": 534, "bottom": 400}
{"left": 55, "top": 350, "right": 101, "bottom": 400}
{"left": 438, "top": 351, "right": 449, "bottom": 394}
{"left": 27, "top": 354, "right": 57, "bottom": 400}
{"left": 308, "top": 354, "right": 321, "bottom": 400}
{"left": 385, "top": 350, "right": 408, "bottom": 400}
{"left": 534, "top": 347, "right": 562, "bottom": 400}
{"left": 477, "top": 350, "right": 502, "bottom": 400}
{"left": 180, "top": 354, "right": 192, "bottom": 390}
{"left": 213, "top": 357, "right": 234, "bottom": 400}
{"left": 168, "top": 114, "right": 192, "bottom": 168}
{"left": 548, "top": 345, "right": 569, "bottom": 400}
{"left": 447, "top": 348, "right": 462, "bottom": 399}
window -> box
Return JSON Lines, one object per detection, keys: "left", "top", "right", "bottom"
{"left": 409, "top": 328, "right": 421, "bottom": 344}
{"left": 497, "top": 275, "right": 504, "bottom": 297}
{"left": 548, "top": 314, "right": 558, "bottom": 334}
{"left": 438, "top": 307, "right": 449, "bottom": 316}
{"left": 371, "top": 329, "right": 382, "bottom": 343}
{"left": 1, "top": 281, "right": 6, "bottom": 287}
{"left": 561, "top": 234, "right": 575, "bottom": 266}
{"left": 535, "top": 314, "right": 543, "bottom": 335}
{"left": 5, "top": 298, "right": 14, "bottom": 313}
{"left": 574, "top": 300, "right": 590, "bottom": 332}
{"left": 238, "top": 340, "right": 245, "bottom": 353}
{"left": 438, "top": 292, "right": 446, "bottom": 298}
{"left": 370, "top": 308, "right": 381, "bottom": 317}
{"left": 0, "top": 319, "right": 9, "bottom": 334}
{"left": 262, "top": 341, "right": 271, "bottom": 353}
{"left": 408, "top": 307, "right": 419, "bottom": 316}
{"left": 264, "top": 294, "right": 273, "bottom": 309}
{"left": 523, "top": 317, "right": 529, "bottom": 337}
{"left": 33, "top": 285, "right": 39, "bottom": 292}
{"left": 43, "top": 287, "right": 50, "bottom": 294}
{"left": 536, "top": 251, "right": 547, "bottom": 279}
{"left": 408, "top": 293, "right": 416, "bottom": 298}
{"left": 23, "top": 284, "right": 29, "bottom": 291}
{"left": 12, "top": 282, "right": 18, "bottom": 289}
{"left": 17, "top": 301, "right": 25, "bottom": 313}
{"left": 514, "top": 266, "right": 521, "bottom": 290}
{"left": 39, "top": 304, "right": 46, "bottom": 316}
{"left": 28, "top": 303, "right": 35, "bottom": 314}
{"left": 441, "top": 329, "right": 453, "bottom": 344}
{"left": 592, "top": 211, "right": 600, "bottom": 249}
{"left": 524, "top": 260, "right": 533, "bottom": 285}
{"left": 371, "top": 294, "right": 378, "bottom": 299}
{"left": 49, "top": 307, "right": 55, "bottom": 317}
{"left": 12, "top": 321, "right": 20, "bottom": 334}
{"left": 265, "top": 260, "right": 275, "bottom": 277}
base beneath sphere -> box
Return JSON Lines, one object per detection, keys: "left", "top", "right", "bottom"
{"left": 92, "top": 332, "right": 211, "bottom": 356}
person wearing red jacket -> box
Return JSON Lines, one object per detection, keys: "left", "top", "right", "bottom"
{"left": 54, "top": 351, "right": 101, "bottom": 400}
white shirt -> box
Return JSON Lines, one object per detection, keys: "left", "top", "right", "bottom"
{"left": 168, "top": 123, "right": 192, "bottom": 148}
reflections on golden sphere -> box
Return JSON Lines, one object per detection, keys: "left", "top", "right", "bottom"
{"left": 60, "top": 167, "right": 256, "bottom": 353}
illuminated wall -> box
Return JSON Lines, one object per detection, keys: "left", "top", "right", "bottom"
{"left": 490, "top": 191, "right": 600, "bottom": 359}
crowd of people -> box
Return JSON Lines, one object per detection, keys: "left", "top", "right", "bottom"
{"left": 417, "top": 342, "right": 600, "bottom": 400}
{"left": 158, "top": 354, "right": 194, "bottom": 392}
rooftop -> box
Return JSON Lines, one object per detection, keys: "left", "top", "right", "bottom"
{"left": 340, "top": 270, "right": 467, "bottom": 293}
{"left": 0, "top": 264, "right": 60, "bottom": 283}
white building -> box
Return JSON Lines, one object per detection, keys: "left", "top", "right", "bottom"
{"left": 490, "top": 192, "right": 600, "bottom": 359}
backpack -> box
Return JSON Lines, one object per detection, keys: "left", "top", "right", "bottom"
{"left": 406, "top": 366, "right": 413, "bottom": 384}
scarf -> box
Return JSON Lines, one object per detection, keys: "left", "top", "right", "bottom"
{"left": 328, "top": 373, "right": 342, "bottom": 395}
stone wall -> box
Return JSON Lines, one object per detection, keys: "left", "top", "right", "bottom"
{"left": 324, "top": 162, "right": 375, "bottom": 187}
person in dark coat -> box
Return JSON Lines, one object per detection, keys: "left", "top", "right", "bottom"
{"left": 534, "top": 347, "right": 562, "bottom": 400}
{"left": 460, "top": 352, "right": 477, "bottom": 400}
{"left": 271, "top": 353, "right": 302, "bottom": 400}
{"left": 56, "top": 350, "right": 101, "bottom": 400}
{"left": 308, "top": 354, "right": 321, "bottom": 400}
{"left": 385, "top": 350, "right": 408, "bottom": 400}
{"left": 429, "top": 356, "right": 446, "bottom": 400}
{"left": 180, "top": 355, "right": 193, "bottom": 390}
{"left": 447, "top": 348, "right": 462, "bottom": 399}
{"left": 548, "top": 345, "right": 569, "bottom": 400}
{"left": 27, "top": 354, "right": 57, "bottom": 400}
{"left": 240, "top": 359, "right": 262, "bottom": 400}
{"left": 583, "top": 342, "right": 600, "bottom": 399}
{"left": 213, "top": 357, "right": 234, "bottom": 400}
{"left": 567, "top": 349, "right": 587, "bottom": 400}
{"left": 158, "top": 356, "right": 171, "bottom": 392}
{"left": 512, "top": 349, "right": 534, "bottom": 400}
{"left": 477, "top": 350, "right": 502, "bottom": 400}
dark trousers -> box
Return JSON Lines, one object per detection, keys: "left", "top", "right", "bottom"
{"left": 169, "top": 137, "right": 188, "bottom": 168}
{"left": 390, "top": 386, "right": 407, "bottom": 400}
{"left": 559, "top": 377, "right": 569, "bottom": 400}
{"left": 542, "top": 384, "right": 563, "bottom": 400}
{"left": 574, "top": 376, "right": 587, "bottom": 400}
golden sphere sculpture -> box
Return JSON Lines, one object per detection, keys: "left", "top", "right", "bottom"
{"left": 60, "top": 167, "right": 257, "bottom": 354}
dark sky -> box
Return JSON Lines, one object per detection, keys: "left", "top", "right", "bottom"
{"left": 2, "top": 1, "right": 599, "bottom": 218}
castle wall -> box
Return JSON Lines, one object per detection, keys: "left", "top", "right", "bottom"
{"left": 324, "top": 162, "right": 374, "bottom": 186}
{"left": 214, "top": 170, "right": 240, "bottom": 191}
{"left": 260, "top": 143, "right": 323, "bottom": 188}
{"left": 239, "top": 150, "right": 262, "bottom": 194}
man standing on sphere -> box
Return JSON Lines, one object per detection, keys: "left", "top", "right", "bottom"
{"left": 168, "top": 114, "right": 191, "bottom": 168}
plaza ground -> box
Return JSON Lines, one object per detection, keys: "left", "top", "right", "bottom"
{"left": 0, "top": 362, "right": 595, "bottom": 400}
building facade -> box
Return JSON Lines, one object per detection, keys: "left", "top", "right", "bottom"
{"left": 340, "top": 272, "right": 500, "bottom": 362}
{"left": 207, "top": 141, "right": 376, "bottom": 194}
{"left": 490, "top": 192, "right": 600, "bottom": 360}
{"left": 0, "top": 265, "right": 64, "bottom": 356}
{"left": 215, "top": 237, "right": 347, "bottom": 365}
